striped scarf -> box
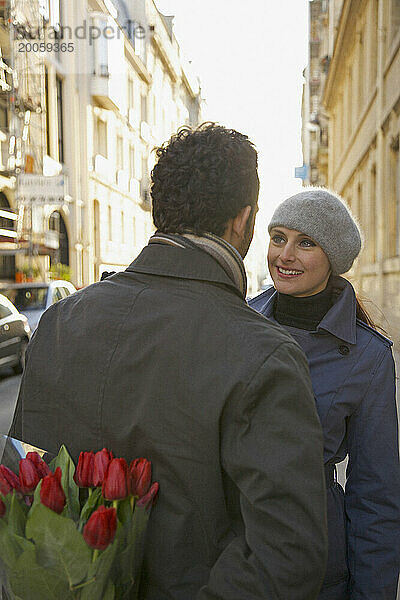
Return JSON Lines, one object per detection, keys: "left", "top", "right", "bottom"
{"left": 149, "top": 231, "right": 247, "bottom": 298}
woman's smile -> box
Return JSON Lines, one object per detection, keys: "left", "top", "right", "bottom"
{"left": 275, "top": 266, "right": 304, "bottom": 278}
{"left": 268, "top": 226, "right": 331, "bottom": 297}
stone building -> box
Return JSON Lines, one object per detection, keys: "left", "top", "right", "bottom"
{"left": 302, "top": 0, "right": 400, "bottom": 344}
{"left": 0, "top": 0, "right": 202, "bottom": 286}
{"left": 0, "top": 0, "right": 49, "bottom": 281}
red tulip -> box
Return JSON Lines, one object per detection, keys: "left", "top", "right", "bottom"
{"left": 40, "top": 467, "right": 66, "bottom": 514}
{"left": 129, "top": 458, "right": 152, "bottom": 498}
{"left": 74, "top": 451, "right": 95, "bottom": 488}
{"left": 25, "top": 452, "right": 51, "bottom": 478}
{"left": 93, "top": 448, "right": 113, "bottom": 487}
{"left": 0, "top": 498, "right": 6, "bottom": 517}
{"left": 19, "top": 457, "right": 41, "bottom": 494}
{"left": 83, "top": 505, "right": 117, "bottom": 550}
{"left": 102, "top": 458, "right": 129, "bottom": 500}
{"left": 0, "top": 465, "right": 21, "bottom": 496}
{"left": 136, "top": 482, "right": 159, "bottom": 510}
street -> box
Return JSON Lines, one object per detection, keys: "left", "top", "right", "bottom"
{"left": 0, "top": 371, "right": 20, "bottom": 435}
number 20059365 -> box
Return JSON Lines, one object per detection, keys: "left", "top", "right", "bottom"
{"left": 17, "top": 42, "right": 74, "bottom": 53}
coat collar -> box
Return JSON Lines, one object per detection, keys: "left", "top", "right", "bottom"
{"left": 250, "top": 276, "right": 357, "bottom": 344}
{"left": 126, "top": 242, "right": 244, "bottom": 299}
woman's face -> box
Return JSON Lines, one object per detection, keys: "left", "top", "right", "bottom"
{"left": 268, "top": 226, "right": 331, "bottom": 297}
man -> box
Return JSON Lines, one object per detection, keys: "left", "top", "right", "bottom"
{"left": 10, "top": 123, "right": 327, "bottom": 599}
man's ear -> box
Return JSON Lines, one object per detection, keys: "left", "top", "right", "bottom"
{"left": 232, "top": 205, "right": 252, "bottom": 240}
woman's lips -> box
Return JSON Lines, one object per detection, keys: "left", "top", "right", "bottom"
{"left": 276, "top": 266, "right": 303, "bottom": 279}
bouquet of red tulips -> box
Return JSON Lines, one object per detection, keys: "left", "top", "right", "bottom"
{"left": 0, "top": 440, "right": 158, "bottom": 599}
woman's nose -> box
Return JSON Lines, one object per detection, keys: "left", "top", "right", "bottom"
{"left": 280, "top": 243, "right": 296, "bottom": 261}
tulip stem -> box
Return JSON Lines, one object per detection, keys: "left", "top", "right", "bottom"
{"left": 130, "top": 496, "right": 135, "bottom": 512}
{"left": 112, "top": 500, "right": 119, "bottom": 511}
{"left": 88, "top": 488, "right": 93, "bottom": 500}
{"left": 92, "top": 549, "right": 99, "bottom": 563}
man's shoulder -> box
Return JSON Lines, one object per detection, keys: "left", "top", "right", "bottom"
{"left": 36, "top": 273, "right": 147, "bottom": 336}
{"left": 212, "top": 292, "right": 301, "bottom": 361}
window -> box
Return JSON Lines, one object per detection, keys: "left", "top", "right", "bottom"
{"left": 0, "top": 103, "right": 6, "bottom": 129}
{"left": 0, "top": 300, "right": 12, "bottom": 319}
{"left": 128, "top": 76, "right": 134, "bottom": 109}
{"left": 389, "top": 136, "right": 399, "bottom": 256}
{"left": 358, "top": 33, "right": 364, "bottom": 110}
{"left": 370, "top": 2, "right": 378, "bottom": 88}
{"left": 56, "top": 75, "right": 64, "bottom": 163}
{"left": 59, "top": 286, "right": 71, "bottom": 298}
{"left": 129, "top": 145, "right": 135, "bottom": 178}
{"left": 116, "top": 135, "right": 123, "bottom": 171}
{"left": 391, "top": 0, "right": 400, "bottom": 42}
{"left": 95, "top": 117, "right": 107, "bottom": 158}
{"left": 45, "top": 67, "right": 50, "bottom": 156}
{"left": 49, "top": 210, "right": 60, "bottom": 232}
{"left": 94, "top": 200, "right": 100, "bottom": 259}
{"left": 52, "top": 287, "right": 63, "bottom": 304}
{"left": 108, "top": 205, "right": 112, "bottom": 241}
{"left": 348, "top": 66, "right": 353, "bottom": 132}
{"left": 141, "top": 157, "right": 148, "bottom": 187}
{"left": 6, "top": 288, "right": 48, "bottom": 311}
{"left": 141, "top": 94, "right": 147, "bottom": 123}
{"left": 369, "top": 168, "right": 377, "bottom": 263}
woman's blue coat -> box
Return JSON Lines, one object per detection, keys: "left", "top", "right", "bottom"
{"left": 249, "top": 277, "right": 400, "bottom": 599}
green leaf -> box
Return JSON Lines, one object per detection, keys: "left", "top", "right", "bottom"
{"left": 0, "top": 492, "right": 11, "bottom": 528}
{"left": 0, "top": 518, "right": 34, "bottom": 570}
{"left": 0, "top": 561, "right": 21, "bottom": 600}
{"left": 0, "top": 521, "right": 35, "bottom": 600}
{"left": 103, "top": 580, "right": 115, "bottom": 600}
{"left": 26, "top": 503, "right": 91, "bottom": 587}
{"left": 78, "top": 487, "right": 102, "bottom": 531}
{"left": 129, "top": 504, "right": 150, "bottom": 543}
{"left": 49, "top": 444, "right": 80, "bottom": 522}
{"left": 8, "top": 545, "right": 71, "bottom": 600}
{"left": 8, "top": 491, "right": 27, "bottom": 537}
{"left": 113, "top": 504, "right": 152, "bottom": 598}
{"left": 0, "top": 520, "right": 18, "bottom": 570}
{"left": 78, "top": 538, "right": 118, "bottom": 600}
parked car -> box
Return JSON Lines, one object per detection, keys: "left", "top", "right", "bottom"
{"left": 0, "top": 293, "right": 31, "bottom": 374}
{"left": 0, "top": 281, "right": 77, "bottom": 332}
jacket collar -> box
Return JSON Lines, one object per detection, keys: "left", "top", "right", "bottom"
{"left": 252, "top": 276, "right": 357, "bottom": 344}
{"left": 126, "top": 242, "right": 244, "bottom": 299}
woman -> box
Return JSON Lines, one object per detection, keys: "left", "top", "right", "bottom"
{"left": 249, "top": 188, "right": 400, "bottom": 599}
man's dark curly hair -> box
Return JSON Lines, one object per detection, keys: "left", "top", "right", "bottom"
{"left": 151, "top": 123, "right": 259, "bottom": 236}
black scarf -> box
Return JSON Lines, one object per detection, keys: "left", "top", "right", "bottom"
{"left": 273, "top": 281, "right": 333, "bottom": 331}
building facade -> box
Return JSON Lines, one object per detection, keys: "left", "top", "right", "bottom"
{"left": 302, "top": 0, "right": 400, "bottom": 344}
{"left": 0, "top": 0, "right": 202, "bottom": 287}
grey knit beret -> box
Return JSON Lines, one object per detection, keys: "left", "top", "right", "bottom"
{"left": 268, "top": 187, "right": 362, "bottom": 274}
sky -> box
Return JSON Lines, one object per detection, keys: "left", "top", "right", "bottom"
{"left": 155, "top": 0, "right": 309, "bottom": 236}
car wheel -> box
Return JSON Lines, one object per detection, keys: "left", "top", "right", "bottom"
{"left": 13, "top": 339, "right": 28, "bottom": 375}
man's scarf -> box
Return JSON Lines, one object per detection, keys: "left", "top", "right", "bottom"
{"left": 149, "top": 231, "right": 247, "bottom": 298}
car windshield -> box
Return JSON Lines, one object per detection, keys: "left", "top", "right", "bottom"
{"left": 1, "top": 287, "right": 48, "bottom": 311}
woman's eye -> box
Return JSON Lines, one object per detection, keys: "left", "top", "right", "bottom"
{"left": 299, "top": 238, "right": 316, "bottom": 247}
{"left": 271, "top": 235, "right": 285, "bottom": 244}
